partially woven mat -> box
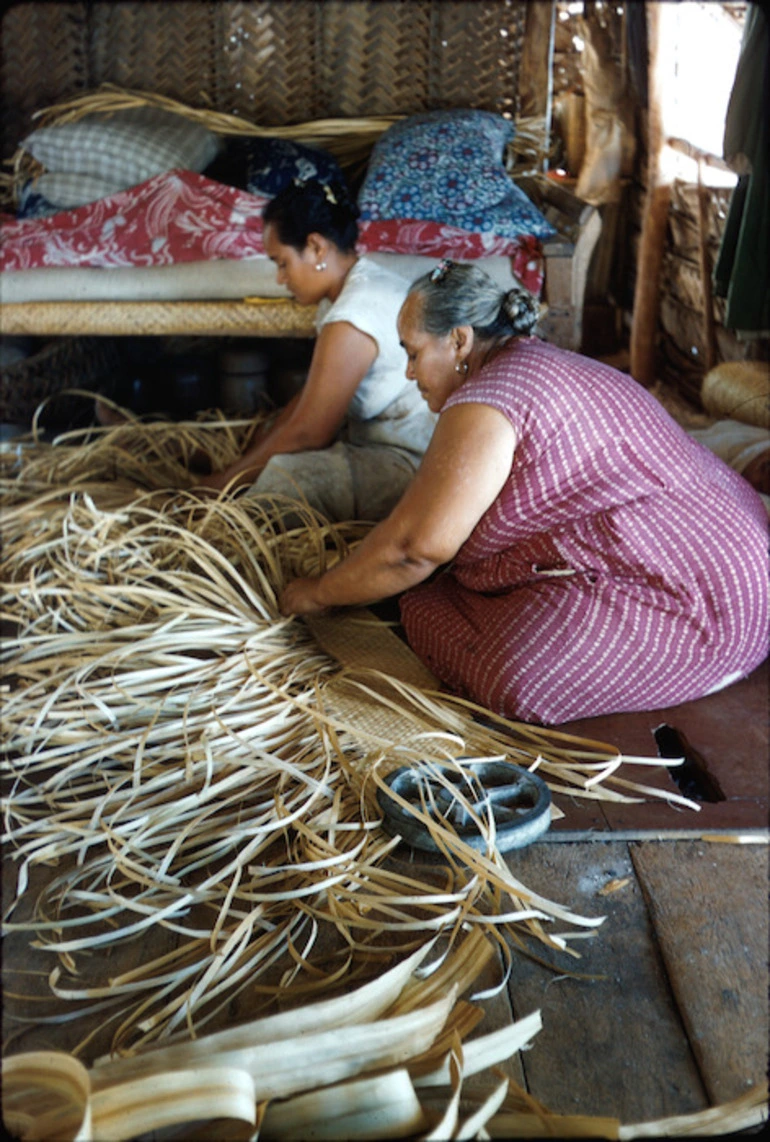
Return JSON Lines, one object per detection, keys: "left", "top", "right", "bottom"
{"left": 308, "top": 608, "right": 436, "bottom": 689}
{"left": 307, "top": 609, "right": 443, "bottom": 753}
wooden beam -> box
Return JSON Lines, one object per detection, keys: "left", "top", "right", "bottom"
{"left": 696, "top": 161, "right": 718, "bottom": 372}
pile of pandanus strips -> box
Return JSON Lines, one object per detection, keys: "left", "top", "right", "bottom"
{"left": 2, "top": 412, "right": 766, "bottom": 1140}
{"left": 3, "top": 936, "right": 767, "bottom": 1141}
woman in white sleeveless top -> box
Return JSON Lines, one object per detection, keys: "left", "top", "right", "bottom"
{"left": 199, "top": 178, "right": 436, "bottom": 521}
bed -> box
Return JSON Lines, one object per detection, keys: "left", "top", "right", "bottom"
{"left": 0, "top": 0, "right": 600, "bottom": 418}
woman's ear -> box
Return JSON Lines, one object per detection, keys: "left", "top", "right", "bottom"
{"left": 452, "top": 325, "right": 475, "bottom": 362}
{"left": 305, "top": 232, "right": 330, "bottom": 262}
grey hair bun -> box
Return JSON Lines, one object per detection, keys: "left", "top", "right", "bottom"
{"left": 500, "top": 288, "right": 540, "bottom": 336}
{"left": 408, "top": 263, "right": 540, "bottom": 341}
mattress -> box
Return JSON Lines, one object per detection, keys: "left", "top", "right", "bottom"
{"left": 0, "top": 253, "right": 522, "bottom": 305}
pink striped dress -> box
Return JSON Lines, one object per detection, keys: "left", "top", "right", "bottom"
{"left": 399, "top": 338, "right": 770, "bottom": 725}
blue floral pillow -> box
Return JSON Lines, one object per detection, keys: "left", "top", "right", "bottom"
{"left": 358, "top": 110, "right": 555, "bottom": 241}
{"left": 243, "top": 138, "right": 345, "bottom": 197}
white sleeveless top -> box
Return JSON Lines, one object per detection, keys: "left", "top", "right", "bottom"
{"left": 315, "top": 256, "right": 437, "bottom": 455}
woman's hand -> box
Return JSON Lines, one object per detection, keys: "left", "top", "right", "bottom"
{"left": 279, "top": 576, "right": 329, "bottom": 616}
{"left": 195, "top": 470, "right": 231, "bottom": 492}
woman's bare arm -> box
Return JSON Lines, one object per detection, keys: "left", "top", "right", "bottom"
{"left": 197, "top": 322, "right": 377, "bottom": 491}
{"left": 280, "top": 402, "right": 516, "bottom": 614}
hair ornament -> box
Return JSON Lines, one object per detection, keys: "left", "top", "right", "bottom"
{"left": 430, "top": 258, "right": 453, "bottom": 283}
{"left": 323, "top": 183, "right": 338, "bottom": 206}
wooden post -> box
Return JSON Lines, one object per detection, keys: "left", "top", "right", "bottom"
{"left": 518, "top": 0, "right": 556, "bottom": 170}
{"left": 629, "top": 1, "right": 674, "bottom": 385}
{"left": 696, "top": 160, "right": 717, "bottom": 373}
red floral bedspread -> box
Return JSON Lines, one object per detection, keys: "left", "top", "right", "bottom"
{"left": 0, "top": 170, "right": 544, "bottom": 294}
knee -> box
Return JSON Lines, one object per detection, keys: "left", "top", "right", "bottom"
{"left": 251, "top": 455, "right": 304, "bottom": 499}
{"left": 248, "top": 450, "right": 356, "bottom": 524}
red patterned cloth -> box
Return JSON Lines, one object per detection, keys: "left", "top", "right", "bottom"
{"left": 0, "top": 171, "right": 270, "bottom": 270}
{"left": 0, "top": 170, "right": 544, "bottom": 294}
{"left": 357, "top": 221, "right": 543, "bottom": 293}
{"left": 400, "top": 339, "right": 770, "bottom": 724}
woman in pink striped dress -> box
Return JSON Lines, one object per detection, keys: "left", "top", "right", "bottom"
{"left": 280, "top": 262, "right": 769, "bottom": 725}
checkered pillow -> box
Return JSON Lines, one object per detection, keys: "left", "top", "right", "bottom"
{"left": 33, "top": 171, "right": 126, "bottom": 208}
{"left": 21, "top": 107, "right": 221, "bottom": 189}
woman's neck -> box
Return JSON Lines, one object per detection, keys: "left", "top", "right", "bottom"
{"left": 469, "top": 336, "right": 513, "bottom": 375}
{"left": 326, "top": 252, "right": 359, "bottom": 302}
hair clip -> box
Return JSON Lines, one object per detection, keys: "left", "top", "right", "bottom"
{"left": 430, "top": 259, "right": 452, "bottom": 283}
{"left": 322, "top": 184, "right": 338, "bottom": 206}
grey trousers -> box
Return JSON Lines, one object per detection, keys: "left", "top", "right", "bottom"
{"left": 245, "top": 440, "right": 421, "bottom": 524}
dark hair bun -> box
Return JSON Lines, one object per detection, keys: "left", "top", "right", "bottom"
{"left": 295, "top": 177, "right": 359, "bottom": 219}
{"left": 263, "top": 176, "right": 359, "bottom": 253}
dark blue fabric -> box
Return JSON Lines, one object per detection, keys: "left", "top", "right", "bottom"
{"left": 17, "top": 180, "right": 60, "bottom": 219}
{"left": 244, "top": 138, "right": 345, "bottom": 196}
{"left": 205, "top": 136, "right": 345, "bottom": 198}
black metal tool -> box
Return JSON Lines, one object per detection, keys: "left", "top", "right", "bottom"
{"left": 377, "top": 759, "right": 551, "bottom": 853}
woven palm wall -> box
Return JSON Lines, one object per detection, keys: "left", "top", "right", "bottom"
{"left": 1, "top": 0, "right": 531, "bottom": 160}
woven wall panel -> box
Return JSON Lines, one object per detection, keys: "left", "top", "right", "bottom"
{"left": 429, "top": 1, "right": 526, "bottom": 116}
{"left": 1, "top": 3, "right": 89, "bottom": 154}
{"left": 87, "top": 2, "right": 221, "bottom": 108}
{"left": 214, "top": 1, "right": 322, "bottom": 124}
{"left": 318, "top": 1, "right": 434, "bottom": 117}
{"left": 2, "top": 0, "right": 533, "bottom": 159}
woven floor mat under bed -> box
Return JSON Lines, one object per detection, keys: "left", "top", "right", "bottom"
{"left": 306, "top": 609, "right": 769, "bottom": 839}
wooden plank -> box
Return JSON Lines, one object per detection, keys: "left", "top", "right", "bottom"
{"left": 502, "top": 841, "right": 708, "bottom": 1121}
{"left": 518, "top": 0, "right": 555, "bottom": 121}
{"left": 628, "top": 0, "right": 674, "bottom": 385}
{"left": 630, "top": 839, "right": 770, "bottom": 1106}
{"left": 1, "top": 857, "right": 179, "bottom": 1064}
{"left": 549, "top": 793, "right": 610, "bottom": 835}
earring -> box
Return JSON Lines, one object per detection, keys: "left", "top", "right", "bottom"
{"left": 315, "top": 261, "right": 327, "bottom": 272}
{"left": 455, "top": 360, "right": 468, "bottom": 375}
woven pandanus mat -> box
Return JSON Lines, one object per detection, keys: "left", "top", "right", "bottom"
{"left": 0, "top": 299, "right": 317, "bottom": 338}
{"left": 307, "top": 608, "right": 443, "bottom": 754}
{"left": 308, "top": 608, "right": 437, "bottom": 689}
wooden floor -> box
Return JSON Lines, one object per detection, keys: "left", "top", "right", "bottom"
{"left": 472, "top": 837, "right": 768, "bottom": 1122}
{"left": 3, "top": 835, "right": 767, "bottom": 1130}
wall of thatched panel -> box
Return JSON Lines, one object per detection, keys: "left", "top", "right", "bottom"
{"left": 654, "top": 178, "right": 750, "bottom": 403}
{"left": 0, "top": 0, "right": 531, "bottom": 164}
